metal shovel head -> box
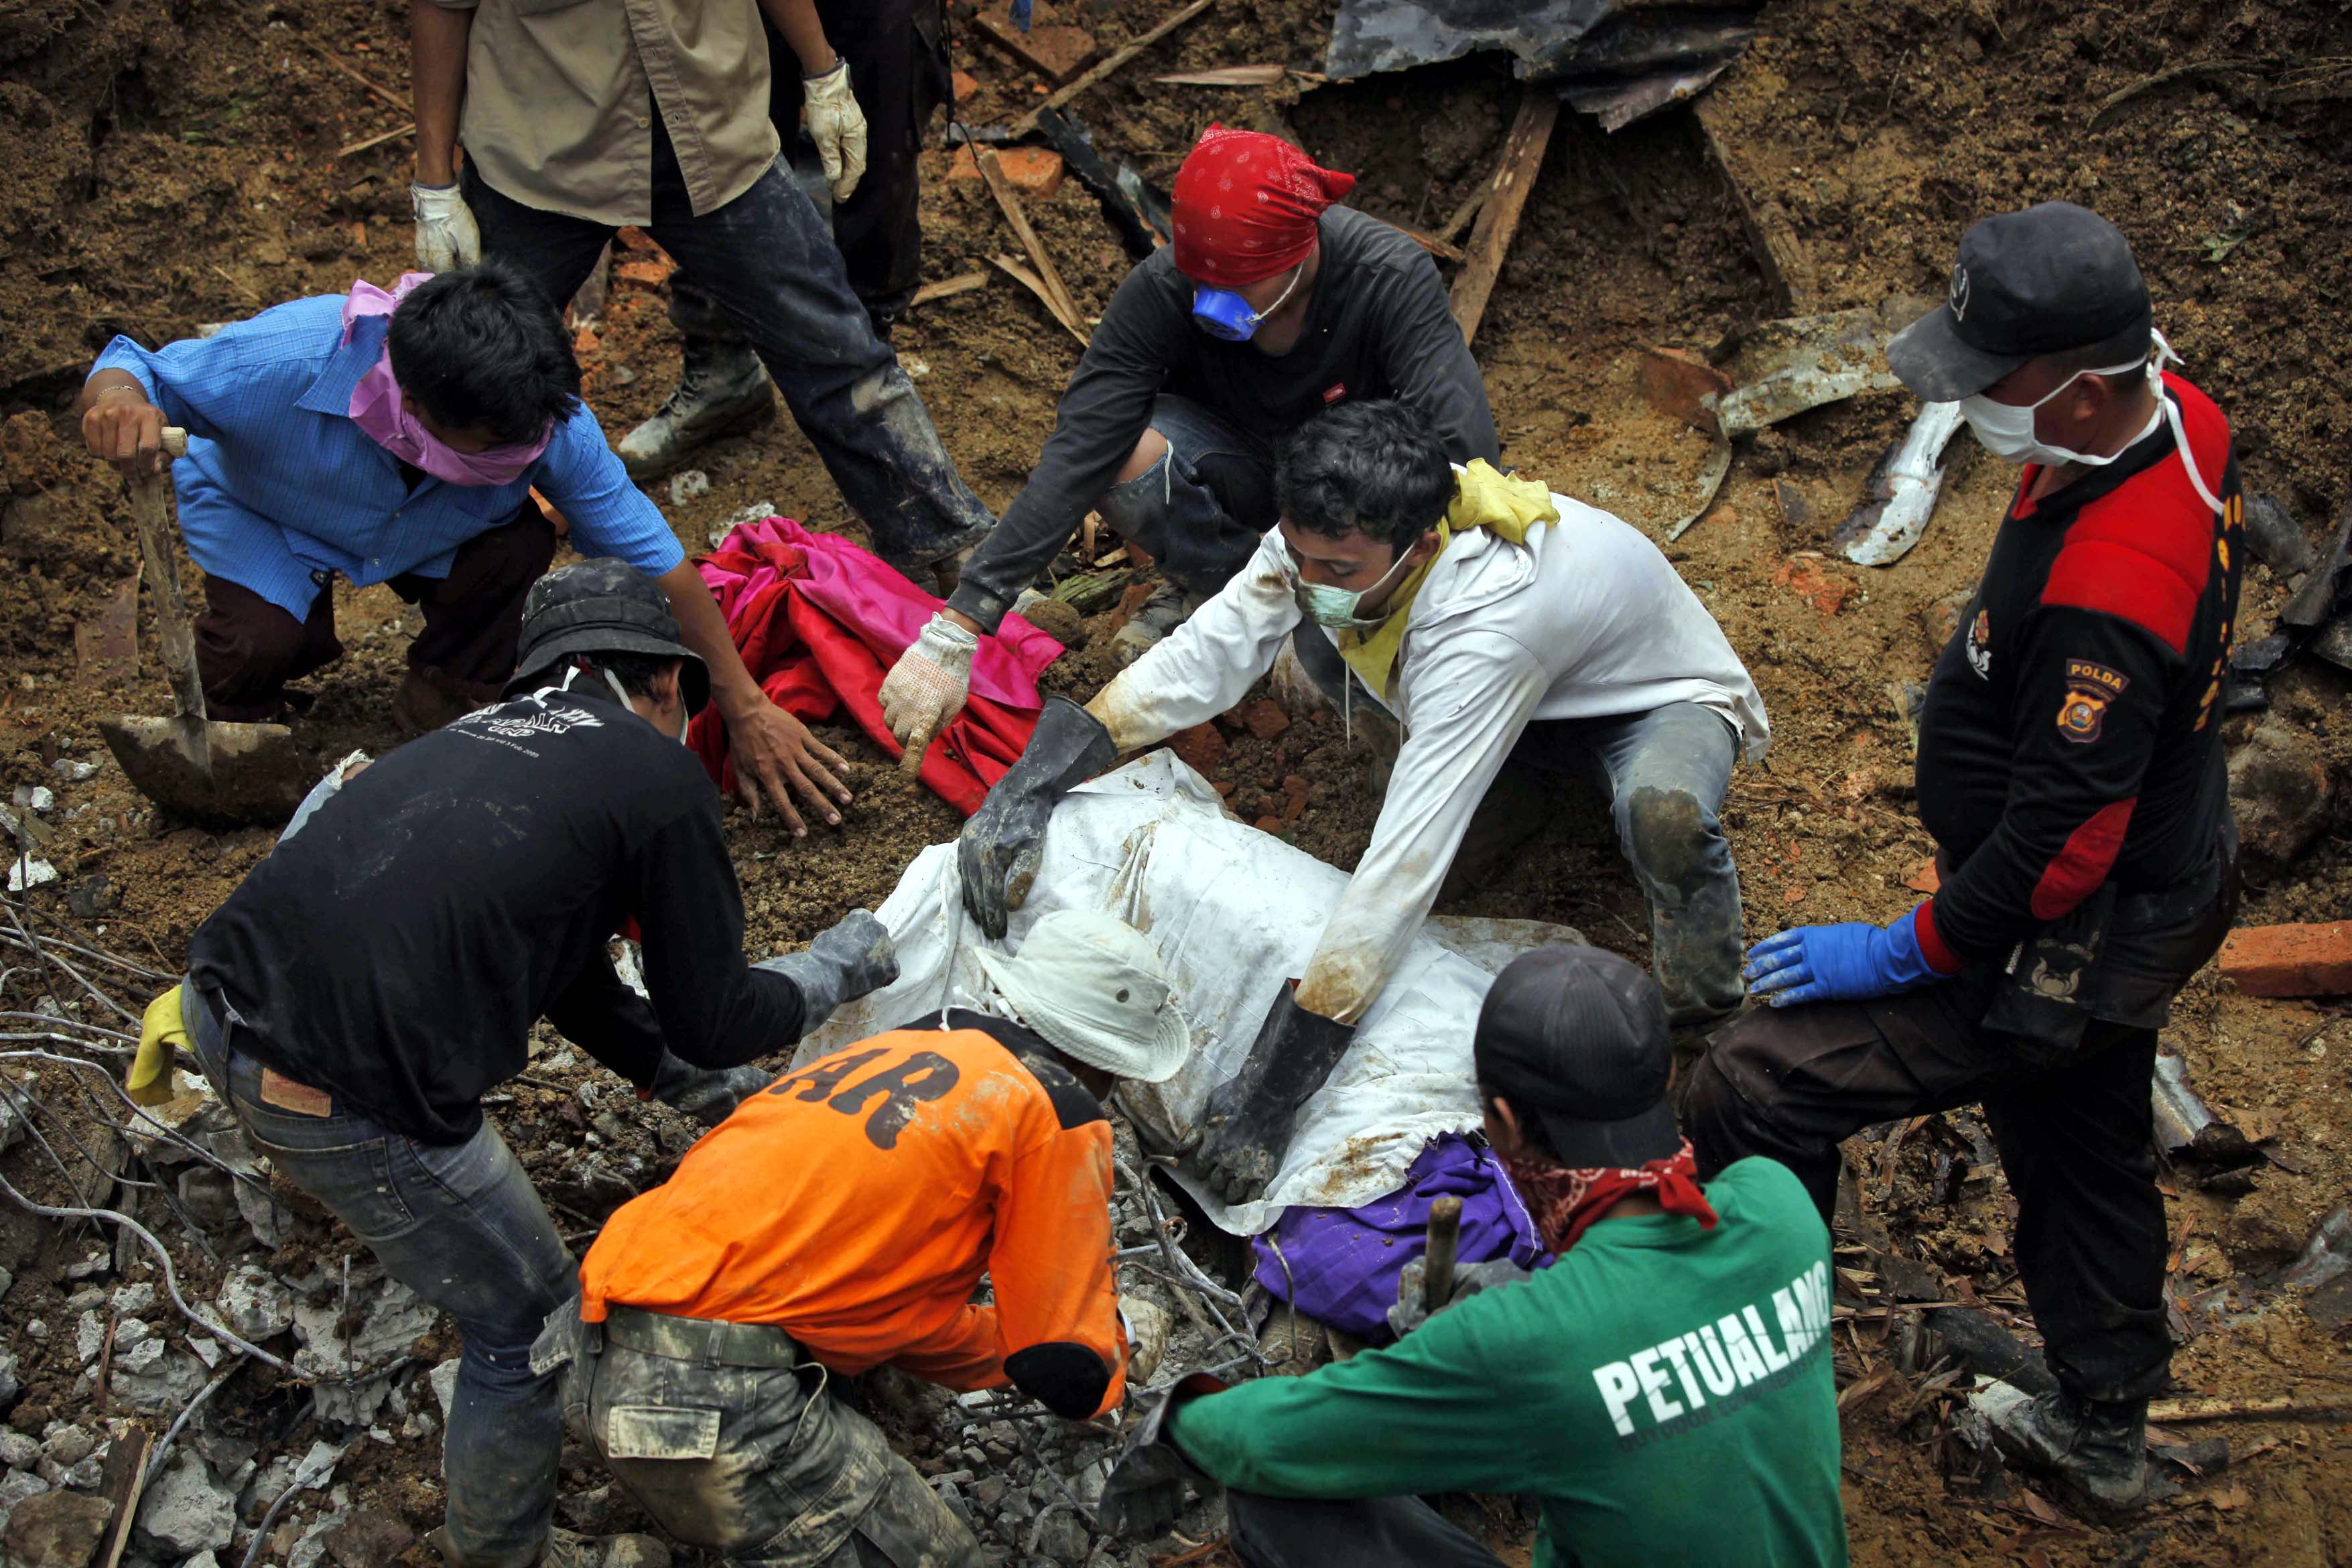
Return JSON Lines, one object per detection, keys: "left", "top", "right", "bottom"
{"left": 96, "top": 713, "right": 314, "bottom": 828}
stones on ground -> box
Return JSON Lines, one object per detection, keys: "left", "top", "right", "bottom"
{"left": 218, "top": 1265, "right": 296, "bottom": 1340}
{"left": 293, "top": 1277, "right": 438, "bottom": 1426}
{"left": 136, "top": 1451, "right": 237, "bottom": 1555}
{"left": 178, "top": 1166, "right": 242, "bottom": 1230}
{"left": 0, "top": 1431, "right": 38, "bottom": 1470}
{"left": 321, "top": 1506, "right": 416, "bottom": 1568}
{"left": 38, "top": 1427, "right": 92, "bottom": 1469}
{"left": 600, "top": 1534, "right": 673, "bottom": 1568}
{"left": 0, "top": 1349, "right": 20, "bottom": 1410}
{"left": 111, "top": 1335, "right": 208, "bottom": 1413}
{"left": 109, "top": 1283, "right": 155, "bottom": 1317}
{"left": 1, "top": 1489, "right": 113, "bottom": 1568}
{"left": 429, "top": 1358, "right": 460, "bottom": 1422}
{"left": 0, "top": 1467, "right": 50, "bottom": 1523}
{"left": 2227, "top": 717, "right": 2334, "bottom": 864}
{"left": 74, "top": 1313, "right": 105, "bottom": 1365}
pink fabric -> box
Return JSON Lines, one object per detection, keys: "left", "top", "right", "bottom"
{"left": 342, "top": 273, "right": 553, "bottom": 487}
{"left": 700, "top": 517, "right": 1061, "bottom": 708}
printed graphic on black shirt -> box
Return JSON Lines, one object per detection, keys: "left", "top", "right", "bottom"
{"left": 1965, "top": 608, "right": 1991, "bottom": 678}
{"left": 449, "top": 692, "right": 606, "bottom": 757}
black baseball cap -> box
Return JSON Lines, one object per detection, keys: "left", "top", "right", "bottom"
{"left": 506, "top": 560, "right": 711, "bottom": 714}
{"left": 1474, "top": 946, "right": 1679, "bottom": 1169}
{"left": 1887, "top": 202, "right": 2153, "bottom": 403}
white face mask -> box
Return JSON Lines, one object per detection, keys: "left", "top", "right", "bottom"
{"left": 1956, "top": 329, "right": 2225, "bottom": 514}
{"left": 1293, "top": 545, "right": 1417, "bottom": 631}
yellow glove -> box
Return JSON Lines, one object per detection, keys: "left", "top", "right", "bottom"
{"left": 131, "top": 986, "right": 189, "bottom": 1107}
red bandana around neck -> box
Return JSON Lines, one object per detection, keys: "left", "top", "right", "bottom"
{"left": 1502, "top": 1138, "right": 1719, "bottom": 1254}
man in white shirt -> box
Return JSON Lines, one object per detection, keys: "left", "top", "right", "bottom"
{"left": 958, "top": 400, "right": 1767, "bottom": 1203}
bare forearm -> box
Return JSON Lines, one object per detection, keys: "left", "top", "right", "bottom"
{"left": 73, "top": 369, "right": 149, "bottom": 423}
{"left": 755, "top": 0, "right": 838, "bottom": 74}
{"left": 655, "top": 561, "right": 763, "bottom": 716}
{"left": 410, "top": 1, "right": 474, "bottom": 186}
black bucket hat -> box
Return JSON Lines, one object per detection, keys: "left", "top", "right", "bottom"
{"left": 505, "top": 560, "right": 711, "bottom": 715}
{"left": 1886, "top": 201, "right": 2153, "bottom": 403}
{"left": 1474, "top": 946, "right": 1680, "bottom": 1169}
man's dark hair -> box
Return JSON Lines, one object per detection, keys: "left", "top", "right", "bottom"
{"left": 571, "top": 651, "right": 682, "bottom": 701}
{"left": 387, "top": 261, "right": 581, "bottom": 446}
{"left": 1276, "top": 400, "right": 1454, "bottom": 549}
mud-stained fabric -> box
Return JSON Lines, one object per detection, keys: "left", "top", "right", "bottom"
{"left": 578, "top": 1015, "right": 1125, "bottom": 1417}
{"left": 556, "top": 1321, "right": 980, "bottom": 1567}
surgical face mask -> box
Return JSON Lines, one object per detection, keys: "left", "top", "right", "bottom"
{"left": 1191, "top": 263, "right": 1304, "bottom": 343}
{"left": 1956, "top": 329, "right": 2225, "bottom": 514}
{"left": 1293, "top": 545, "right": 1416, "bottom": 631}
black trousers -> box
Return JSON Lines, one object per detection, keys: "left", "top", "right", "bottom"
{"left": 1227, "top": 1492, "right": 1503, "bottom": 1568}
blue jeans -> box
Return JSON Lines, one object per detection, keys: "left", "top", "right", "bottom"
{"left": 1096, "top": 394, "right": 1279, "bottom": 599}
{"left": 183, "top": 984, "right": 576, "bottom": 1564}
{"left": 463, "top": 118, "right": 992, "bottom": 573}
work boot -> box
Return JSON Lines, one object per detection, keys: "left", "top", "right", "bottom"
{"left": 394, "top": 667, "right": 501, "bottom": 734}
{"left": 1109, "top": 582, "right": 1195, "bottom": 667}
{"left": 617, "top": 344, "right": 775, "bottom": 480}
{"left": 541, "top": 1530, "right": 672, "bottom": 1568}
{"left": 1973, "top": 1380, "right": 2149, "bottom": 1514}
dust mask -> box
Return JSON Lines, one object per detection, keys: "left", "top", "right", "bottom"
{"left": 1957, "top": 330, "right": 2224, "bottom": 513}
{"left": 1293, "top": 547, "right": 1416, "bottom": 631}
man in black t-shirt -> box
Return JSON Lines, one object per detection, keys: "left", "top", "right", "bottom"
{"left": 1687, "top": 204, "right": 2242, "bottom": 1516}
{"left": 172, "top": 562, "right": 899, "bottom": 1568}
{"left": 878, "top": 126, "right": 1500, "bottom": 757}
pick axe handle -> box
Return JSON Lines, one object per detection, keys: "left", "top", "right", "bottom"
{"left": 1422, "top": 1194, "right": 1463, "bottom": 1316}
{"left": 127, "top": 429, "right": 204, "bottom": 728}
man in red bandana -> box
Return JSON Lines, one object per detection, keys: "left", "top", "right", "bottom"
{"left": 1094, "top": 946, "right": 1848, "bottom": 1568}
{"left": 880, "top": 125, "right": 1500, "bottom": 754}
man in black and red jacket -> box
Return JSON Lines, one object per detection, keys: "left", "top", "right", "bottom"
{"left": 1686, "top": 203, "right": 2242, "bottom": 1514}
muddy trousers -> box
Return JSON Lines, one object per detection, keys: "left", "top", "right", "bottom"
{"left": 1224, "top": 1493, "right": 1502, "bottom": 1567}
{"left": 1684, "top": 980, "right": 2172, "bottom": 1403}
{"left": 464, "top": 119, "right": 991, "bottom": 574}
{"left": 194, "top": 502, "right": 556, "bottom": 722}
{"left": 180, "top": 984, "right": 576, "bottom": 1561}
{"left": 549, "top": 1306, "right": 978, "bottom": 1568}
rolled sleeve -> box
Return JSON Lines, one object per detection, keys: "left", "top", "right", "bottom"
{"left": 539, "top": 415, "right": 686, "bottom": 578}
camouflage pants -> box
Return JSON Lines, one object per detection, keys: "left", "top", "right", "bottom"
{"left": 542, "top": 1309, "right": 979, "bottom": 1568}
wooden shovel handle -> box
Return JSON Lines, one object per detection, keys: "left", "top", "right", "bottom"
{"left": 127, "top": 429, "right": 206, "bottom": 726}
{"left": 1422, "top": 1194, "right": 1463, "bottom": 1316}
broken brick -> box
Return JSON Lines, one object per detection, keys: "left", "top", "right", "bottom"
{"left": 2219, "top": 921, "right": 2352, "bottom": 998}
{"left": 951, "top": 70, "right": 980, "bottom": 102}
{"left": 1166, "top": 723, "right": 1228, "bottom": 777}
{"left": 614, "top": 226, "right": 659, "bottom": 255}
{"left": 572, "top": 326, "right": 599, "bottom": 358}
{"left": 1638, "top": 346, "right": 1732, "bottom": 436}
{"left": 1904, "top": 860, "right": 1941, "bottom": 895}
{"left": 1234, "top": 699, "right": 1291, "bottom": 741}
{"left": 1253, "top": 815, "right": 1285, "bottom": 835}
{"left": 950, "top": 145, "right": 1065, "bottom": 200}
{"left": 614, "top": 257, "right": 675, "bottom": 289}
{"left": 1772, "top": 556, "right": 1858, "bottom": 616}
{"left": 1108, "top": 580, "right": 1159, "bottom": 633}
{"left": 1782, "top": 884, "right": 1807, "bottom": 905}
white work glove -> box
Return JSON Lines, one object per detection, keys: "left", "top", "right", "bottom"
{"left": 879, "top": 611, "right": 978, "bottom": 760}
{"left": 411, "top": 182, "right": 480, "bottom": 272}
{"left": 802, "top": 60, "right": 868, "bottom": 203}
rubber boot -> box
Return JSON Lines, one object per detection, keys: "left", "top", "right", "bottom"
{"left": 1973, "top": 1380, "right": 2149, "bottom": 1514}
{"left": 616, "top": 343, "right": 776, "bottom": 480}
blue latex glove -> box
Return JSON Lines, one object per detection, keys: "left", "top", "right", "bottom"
{"left": 1744, "top": 908, "right": 1944, "bottom": 1007}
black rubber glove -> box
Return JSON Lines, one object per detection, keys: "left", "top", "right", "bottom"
{"left": 957, "top": 696, "right": 1116, "bottom": 937}
{"left": 1096, "top": 1371, "right": 1228, "bottom": 1539}
{"left": 1384, "top": 1258, "right": 1536, "bottom": 1339}
{"left": 1191, "top": 982, "right": 1357, "bottom": 1205}
{"left": 643, "top": 1052, "right": 773, "bottom": 1127}
{"left": 755, "top": 909, "right": 898, "bottom": 1028}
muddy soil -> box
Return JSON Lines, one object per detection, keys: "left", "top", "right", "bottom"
{"left": 3, "top": 0, "right": 2350, "bottom": 1563}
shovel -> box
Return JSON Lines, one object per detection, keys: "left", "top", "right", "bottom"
{"left": 96, "top": 428, "right": 313, "bottom": 827}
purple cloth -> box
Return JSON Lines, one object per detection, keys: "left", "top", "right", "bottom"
{"left": 1251, "top": 1132, "right": 1550, "bottom": 1342}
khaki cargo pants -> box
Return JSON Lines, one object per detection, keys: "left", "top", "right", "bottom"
{"left": 536, "top": 1305, "right": 978, "bottom": 1568}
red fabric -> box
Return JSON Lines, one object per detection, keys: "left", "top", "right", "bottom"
{"left": 2038, "top": 373, "right": 2229, "bottom": 655}
{"left": 2029, "top": 797, "right": 2139, "bottom": 920}
{"left": 1912, "top": 901, "right": 1961, "bottom": 976}
{"left": 1171, "top": 125, "right": 1356, "bottom": 287}
{"left": 1501, "top": 1139, "right": 1718, "bottom": 1254}
{"left": 687, "top": 518, "right": 1063, "bottom": 816}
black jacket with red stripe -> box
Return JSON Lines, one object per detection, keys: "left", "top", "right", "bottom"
{"left": 1913, "top": 372, "right": 2242, "bottom": 971}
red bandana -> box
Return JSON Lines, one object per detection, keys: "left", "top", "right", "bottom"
{"left": 1502, "top": 1138, "right": 1719, "bottom": 1254}
{"left": 1171, "top": 125, "right": 1356, "bottom": 287}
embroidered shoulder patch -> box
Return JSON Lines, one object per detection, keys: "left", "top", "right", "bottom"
{"left": 2063, "top": 659, "right": 2129, "bottom": 698}
{"left": 2056, "top": 660, "right": 2128, "bottom": 744}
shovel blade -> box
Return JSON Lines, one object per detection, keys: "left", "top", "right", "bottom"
{"left": 96, "top": 714, "right": 316, "bottom": 828}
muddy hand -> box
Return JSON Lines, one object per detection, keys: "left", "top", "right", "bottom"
{"left": 956, "top": 696, "right": 1116, "bottom": 937}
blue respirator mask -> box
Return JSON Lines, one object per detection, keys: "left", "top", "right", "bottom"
{"left": 1191, "top": 263, "right": 1305, "bottom": 343}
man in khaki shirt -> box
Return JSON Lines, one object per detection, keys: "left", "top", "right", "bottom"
{"left": 409, "top": 0, "right": 994, "bottom": 586}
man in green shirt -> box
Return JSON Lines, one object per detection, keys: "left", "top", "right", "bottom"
{"left": 1100, "top": 946, "right": 1849, "bottom": 1568}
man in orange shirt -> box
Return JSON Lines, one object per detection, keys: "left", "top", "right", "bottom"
{"left": 535, "top": 910, "right": 1194, "bottom": 1566}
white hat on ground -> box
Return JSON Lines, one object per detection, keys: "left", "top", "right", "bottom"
{"left": 976, "top": 909, "right": 1193, "bottom": 1084}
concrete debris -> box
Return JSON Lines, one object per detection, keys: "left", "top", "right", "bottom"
{"left": 2276, "top": 1205, "right": 2352, "bottom": 1327}
{"left": 136, "top": 1451, "right": 237, "bottom": 1556}
{"left": 596, "top": 1534, "right": 671, "bottom": 1568}
{"left": 111, "top": 1336, "right": 210, "bottom": 1413}
{"left": 0, "top": 1467, "right": 50, "bottom": 1525}
{"left": 74, "top": 1311, "right": 105, "bottom": 1365}
{"left": 2227, "top": 717, "right": 2334, "bottom": 864}
{"left": 38, "top": 1427, "right": 93, "bottom": 1470}
{"left": 0, "top": 1431, "right": 40, "bottom": 1470}
{"left": 667, "top": 470, "right": 710, "bottom": 505}
{"left": 429, "top": 1358, "right": 460, "bottom": 1421}
{"left": 1, "top": 1490, "right": 114, "bottom": 1568}
{"left": 11, "top": 785, "right": 55, "bottom": 813}
{"left": 177, "top": 1166, "right": 243, "bottom": 1231}
{"left": 52, "top": 758, "right": 102, "bottom": 784}
{"left": 289, "top": 1510, "right": 352, "bottom": 1568}
{"left": 0, "top": 1349, "right": 19, "bottom": 1410}
{"left": 5, "top": 859, "right": 57, "bottom": 893}
{"left": 110, "top": 1283, "right": 155, "bottom": 1317}
{"left": 220, "top": 1266, "right": 298, "bottom": 1341}
{"left": 706, "top": 499, "right": 776, "bottom": 551}
{"left": 295, "top": 1276, "right": 439, "bottom": 1370}
{"left": 184, "top": 1552, "right": 222, "bottom": 1568}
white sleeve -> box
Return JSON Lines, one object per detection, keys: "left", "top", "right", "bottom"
{"left": 1296, "top": 631, "right": 1551, "bottom": 1023}
{"left": 1086, "top": 531, "right": 1303, "bottom": 752}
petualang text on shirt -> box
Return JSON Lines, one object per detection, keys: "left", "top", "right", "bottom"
{"left": 1591, "top": 1258, "right": 1831, "bottom": 1448}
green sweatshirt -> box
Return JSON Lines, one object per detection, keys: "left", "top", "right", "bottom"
{"left": 1167, "top": 1157, "right": 1848, "bottom": 1568}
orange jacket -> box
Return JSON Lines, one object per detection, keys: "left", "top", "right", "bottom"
{"left": 578, "top": 1012, "right": 1126, "bottom": 1419}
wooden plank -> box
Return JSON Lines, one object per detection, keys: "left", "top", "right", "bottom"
{"left": 971, "top": 5, "right": 1100, "bottom": 86}
{"left": 1151, "top": 64, "right": 1286, "bottom": 86}
{"left": 1386, "top": 221, "right": 1465, "bottom": 265}
{"left": 1449, "top": 88, "right": 1559, "bottom": 348}
{"left": 909, "top": 270, "right": 989, "bottom": 307}
{"left": 988, "top": 255, "right": 1091, "bottom": 349}
{"left": 1693, "top": 95, "right": 1817, "bottom": 316}
{"left": 92, "top": 1426, "right": 155, "bottom": 1568}
{"left": 976, "top": 151, "right": 1085, "bottom": 335}
{"left": 1010, "top": 0, "right": 1218, "bottom": 134}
